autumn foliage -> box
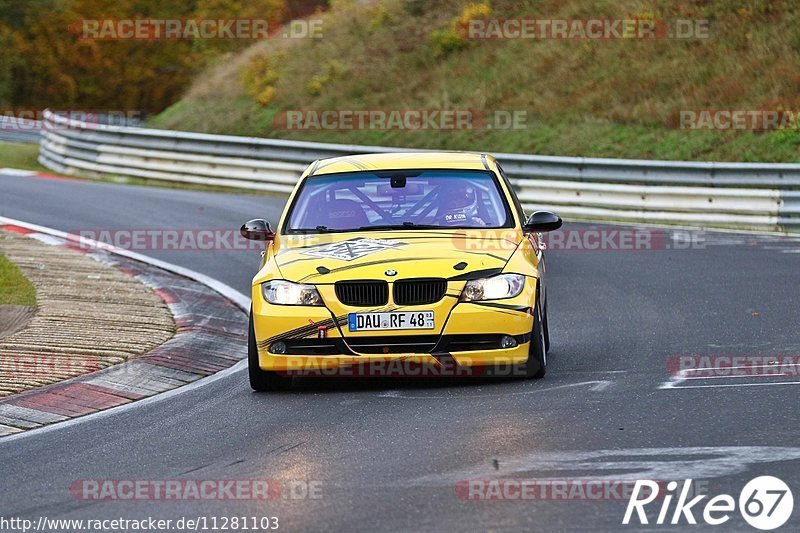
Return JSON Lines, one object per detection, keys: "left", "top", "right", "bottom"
{"left": 0, "top": 0, "right": 323, "bottom": 114}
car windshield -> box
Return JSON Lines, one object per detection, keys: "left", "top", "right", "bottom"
{"left": 284, "top": 170, "right": 513, "bottom": 233}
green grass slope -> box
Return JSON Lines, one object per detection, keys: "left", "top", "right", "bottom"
{"left": 0, "top": 254, "right": 36, "bottom": 306}
{"left": 152, "top": 0, "right": 800, "bottom": 162}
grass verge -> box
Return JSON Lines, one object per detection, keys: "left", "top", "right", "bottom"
{"left": 0, "top": 253, "right": 36, "bottom": 306}
{"left": 0, "top": 142, "right": 48, "bottom": 172}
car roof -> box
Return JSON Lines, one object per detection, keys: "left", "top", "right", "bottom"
{"left": 309, "top": 152, "right": 493, "bottom": 175}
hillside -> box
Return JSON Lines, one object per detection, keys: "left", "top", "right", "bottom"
{"left": 152, "top": 0, "right": 800, "bottom": 162}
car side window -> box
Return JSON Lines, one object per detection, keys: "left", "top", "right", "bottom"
{"left": 497, "top": 164, "right": 526, "bottom": 224}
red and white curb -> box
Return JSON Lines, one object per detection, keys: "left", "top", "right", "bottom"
{"left": 0, "top": 217, "right": 251, "bottom": 436}
{"left": 0, "top": 168, "right": 83, "bottom": 182}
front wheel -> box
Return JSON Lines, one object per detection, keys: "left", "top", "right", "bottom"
{"left": 249, "top": 310, "right": 292, "bottom": 392}
{"left": 543, "top": 299, "right": 550, "bottom": 353}
{"left": 523, "top": 299, "right": 547, "bottom": 379}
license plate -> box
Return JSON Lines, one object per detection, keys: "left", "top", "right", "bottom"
{"left": 348, "top": 311, "right": 434, "bottom": 331}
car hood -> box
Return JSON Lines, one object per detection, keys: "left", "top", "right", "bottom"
{"left": 267, "top": 230, "right": 521, "bottom": 284}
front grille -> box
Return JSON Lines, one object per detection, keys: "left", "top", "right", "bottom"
{"left": 335, "top": 280, "right": 389, "bottom": 306}
{"left": 393, "top": 278, "right": 447, "bottom": 306}
{"left": 346, "top": 335, "right": 440, "bottom": 354}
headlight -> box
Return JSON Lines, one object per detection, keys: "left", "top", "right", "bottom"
{"left": 460, "top": 274, "right": 526, "bottom": 301}
{"left": 262, "top": 280, "right": 323, "bottom": 306}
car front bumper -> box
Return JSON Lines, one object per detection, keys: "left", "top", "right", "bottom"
{"left": 251, "top": 283, "right": 537, "bottom": 375}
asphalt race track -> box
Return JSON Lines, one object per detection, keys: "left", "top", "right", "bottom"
{"left": 2, "top": 174, "right": 800, "bottom": 531}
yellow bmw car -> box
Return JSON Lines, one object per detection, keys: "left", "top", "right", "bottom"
{"left": 240, "top": 152, "right": 562, "bottom": 391}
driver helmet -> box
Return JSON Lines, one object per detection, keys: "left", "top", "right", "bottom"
{"left": 439, "top": 182, "right": 479, "bottom": 224}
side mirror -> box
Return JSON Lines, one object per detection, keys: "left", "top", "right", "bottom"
{"left": 523, "top": 211, "right": 562, "bottom": 233}
{"left": 240, "top": 219, "right": 275, "bottom": 241}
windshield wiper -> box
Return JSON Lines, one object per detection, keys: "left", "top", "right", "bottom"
{"left": 292, "top": 222, "right": 450, "bottom": 234}
{"left": 354, "top": 222, "right": 446, "bottom": 231}
{"left": 289, "top": 226, "right": 342, "bottom": 234}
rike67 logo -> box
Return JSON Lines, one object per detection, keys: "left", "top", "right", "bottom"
{"left": 623, "top": 476, "right": 794, "bottom": 530}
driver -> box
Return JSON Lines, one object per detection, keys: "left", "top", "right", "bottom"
{"left": 436, "top": 181, "right": 486, "bottom": 226}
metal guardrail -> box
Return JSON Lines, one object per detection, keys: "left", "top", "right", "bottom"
{"left": 0, "top": 116, "right": 43, "bottom": 144}
{"left": 38, "top": 109, "right": 799, "bottom": 232}
{"left": 1, "top": 113, "right": 143, "bottom": 144}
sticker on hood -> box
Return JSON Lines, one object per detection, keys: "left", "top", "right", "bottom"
{"left": 301, "top": 238, "right": 405, "bottom": 262}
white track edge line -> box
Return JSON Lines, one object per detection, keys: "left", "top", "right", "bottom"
{"left": 0, "top": 216, "right": 250, "bottom": 310}
{"left": 0, "top": 216, "right": 252, "bottom": 443}
{"left": 0, "top": 360, "right": 248, "bottom": 443}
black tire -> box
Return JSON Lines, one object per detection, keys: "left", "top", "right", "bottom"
{"left": 524, "top": 299, "right": 547, "bottom": 379}
{"left": 249, "top": 310, "right": 292, "bottom": 392}
{"left": 543, "top": 299, "right": 551, "bottom": 353}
